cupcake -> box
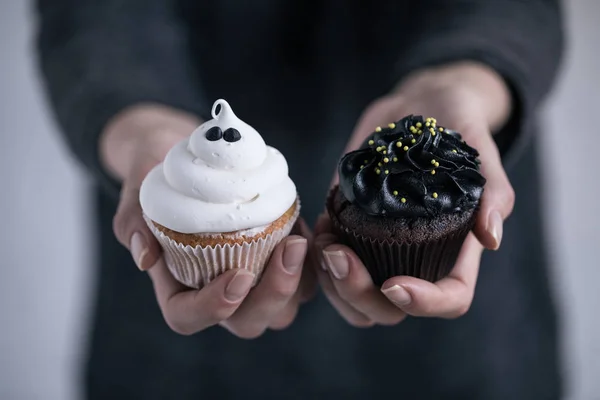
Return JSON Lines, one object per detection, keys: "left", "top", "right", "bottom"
{"left": 140, "top": 99, "right": 300, "bottom": 288}
{"left": 327, "top": 115, "right": 485, "bottom": 286}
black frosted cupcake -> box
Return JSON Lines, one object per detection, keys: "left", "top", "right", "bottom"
{"left": 327, "top": 115, "right": 486, "bottom": 286}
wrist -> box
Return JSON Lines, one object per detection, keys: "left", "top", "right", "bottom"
{"left": 394, "top": 62, "right": 512, "bottom": 132}
{"left": 100, "top": 104, "right": 201, "bottom": 181}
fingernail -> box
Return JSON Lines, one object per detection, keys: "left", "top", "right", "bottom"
{"left": 323, "top": 250, "right": 348, "bottom": 280}
{"left": 130, "top": 232, "right": 149, "bottom": 271}
{"left": 282, "top": 238, "right": 307, "bottom": 274}
{"left": 315, "top": 234, "right": 337, "bottom": 272}
{"left": 487, "top": 210, "right": 503, "bottom": 250}
{"left": 225, "top": 270, "right": 255, "bottom": 302}
{"left": 381, "top": 285, "right": 412, "bottom": 306}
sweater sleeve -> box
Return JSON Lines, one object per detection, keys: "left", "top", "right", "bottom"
{"left": 34, "top": 0, "right": 210, "bottom": 196}
{"left": 390, "top": 0, "right": 564, "bottom": 167}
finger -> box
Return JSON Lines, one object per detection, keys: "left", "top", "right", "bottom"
{"left": 328, "top": 97, "right": 402, "bottom": 189}
{"left": 113, "top": 183, "right": 161, "bottom": 271}
{"left": 269, "top": 220, "right": 316, "bottom": 329}
{"left": 313, "top": 212, "right": 340, "bottom": 274}
{"left": 314, "top": 226, "right": 338, "bottom": 273}
{"left": 268, "top": 286, "right": 303, "bottom": 330}
{"left": 322, "top": 245, "right": 406, "bottom": 325}
{"left": 293, "top": 218, "right": 318, "bottom": 303}
{"left": 316, "top": 267, "right": 374, "bottom": 328}
{"left": 460, "top": 122, "right": 515, "bottom": 250}
{"left": 223, "top": 236, "right": 307, "bottom": 339}
{"left": 314, "top": 219, "right": 374, "bottom": 327}
{"left": 147, "top": 260, "right": 254, "bottom": 335}
{"left": 380, "top": 233, "right": 483, "bottom": 319}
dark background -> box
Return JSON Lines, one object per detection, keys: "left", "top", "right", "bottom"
{"left": 0, "top": 1, "right": 598, "bottom": 399}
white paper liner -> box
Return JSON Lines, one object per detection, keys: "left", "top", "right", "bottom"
{"left": 144, "top": 199, "right": 300, "bottom": 289}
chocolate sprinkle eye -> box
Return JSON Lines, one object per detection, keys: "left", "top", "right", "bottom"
{"left": 205, "top": 126, "right": 223, "bottom": 141}
{"left": 223, "top": 128, "right": 241, "bottom": 143}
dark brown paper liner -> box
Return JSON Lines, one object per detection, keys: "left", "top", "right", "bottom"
{"left": 327, "top": 187, "right": 475, "bottom": 286}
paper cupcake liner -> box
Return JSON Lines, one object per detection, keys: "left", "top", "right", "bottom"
{"left": 145, "top": 200, "right": 300, "bottom": 289}
{"left": 327, "top": 189, "right": 474, "bottom": 286}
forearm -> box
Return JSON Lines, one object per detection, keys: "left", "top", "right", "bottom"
{"left": 390, "top": 0, "right": 563, "bottom": 132}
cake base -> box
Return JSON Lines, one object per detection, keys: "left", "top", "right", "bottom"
{"left": 327, "top": 187, "right": 476, "bottom": 285}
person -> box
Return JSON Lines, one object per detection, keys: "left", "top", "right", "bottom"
{"left": 35, "top": 0, "right": 564, "bottom": 398}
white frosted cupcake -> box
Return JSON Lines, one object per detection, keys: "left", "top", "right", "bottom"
{"left": 140, "top": 99, "right": 300, "bottom": 288}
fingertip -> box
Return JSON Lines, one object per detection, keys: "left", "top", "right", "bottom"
{"left": 285, "top": 234, "right": 308, "bottom": 244}
{"left": 282, "top": 235, "right": 308, "bottom": 275}
{"left": 322, "top": 243, "right": 352, "bottom": 256}
{"left": 381, "top": 276, "right": 424, "bottom": 297}
{"left": 223, "top": 269, "right": 255, "bottom": 303}
{"left": 474, "top": 209, "right": 503, "bottom": 250}
{"left": 380, "top": 284, "right": 412, "bottom": 307}
{"left": 381, "top": 276, "right": 437, "bottom": 311}
{"left": 323, "top": 244, "right": 363, "bottom": 268}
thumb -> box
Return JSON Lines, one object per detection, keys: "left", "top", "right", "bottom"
{"left": 329, "top": 97, "right": 401, "bottom": 190}
{"left": 113, "top": 182, "right": 162, "bottom": 271}
{"left": 464, "top": 125, "right": 515, "bottom": 250}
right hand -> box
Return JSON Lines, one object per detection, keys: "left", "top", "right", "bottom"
{"left": 101, "top": 104, "right": 316, "bottom": 338}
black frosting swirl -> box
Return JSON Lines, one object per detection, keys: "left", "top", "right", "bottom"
{"left": 338, "top": 115, "right": 486, "bottom": 218}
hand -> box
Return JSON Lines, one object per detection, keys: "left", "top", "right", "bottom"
{"left": 315, "top": 62, "right": 515, "bottom": 326}
{"left": 101, "top": 104, "right": 316, "bottom": 337}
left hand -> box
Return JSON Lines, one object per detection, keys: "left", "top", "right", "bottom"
{"left": 314, "top": 62, "right": 516, "bottom": 326}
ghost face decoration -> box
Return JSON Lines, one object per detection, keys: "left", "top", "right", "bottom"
{"left": 188, "top": 99, "right": 267, "bottom": 170}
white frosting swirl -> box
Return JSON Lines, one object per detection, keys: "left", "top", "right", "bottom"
{"left": 140, "top": 99, "right": 297, "bottom": 234}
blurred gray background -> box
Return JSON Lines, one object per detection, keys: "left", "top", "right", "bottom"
{"left": 1, "top": 1, "right": 598, "bottom": 399}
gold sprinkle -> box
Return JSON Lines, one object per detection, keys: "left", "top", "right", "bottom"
{"left": 368, "top": 139, "right": 375, "bottom": 145}
{"left": 393, "top": 190, "right": 398, "bottom": 196}
{"left": 393, "top": 157, "right": 398, "bottom": 162}
{"left": 378, "top": 162, "right": 382, "bottom": 167}
{"left": 410, "top": 126, "right": 417, "bottom": 133}
{"left": 360, "top": 165, "right": 364, "bottom": 169}
{"left": 375, "top": 127, "right": 382, "bottom": 132}
{"left": 452, "top": 149, "right": 457, "bottom": 153}
{"left": 430, "top": 128, "right": 435, "bottom": 133}
{"left": 401, "top": 197, "right": 407, "bottom": 203}
{"left": 431, "top": 170, "right": 436, "bottom": 175}
{"left": 375, "top": 168, "right": 381, "bottom": 174}
{"left": 383, "top": 150, "right": 387, "bottom": 154}
{"left": 388, "top": 123, "right": 396, "bottom": 129}
{"left": 435, "top": 162, "right": 440, "bottom": 167}
{"left": 383, "top": 157, "right": 389, "bottom": 163}
{"left": 439, "top": 127, "right": 444, "bottom": 132}
{"left": 396, "top": 141, "right": 402, "bottom": 147}
{"left": 403, "top": 146, "right": 409, "bottom": 151}
{"left": 431, "top": 159, "right": 436, "bottom": 165}
{"left": 426, "top": 122, "right": 431, "bottom": 127}
{"left": 411, "top": 138, "right": 416, "bottom": 143}
{"left": 418, "top": 130, "right": 423, "bottom": 134}
{"left": 432, "top": 132, "right": 436, "bottom": 136}
{"left": 416, "top": 122, "right": 422, "bottom": 128}
{"left": 433, "top": 192, "right": 438, "bottom": 198}
{"left": 364, "top": 160, "right": 369, "bottom": 163}
{"left": 384, "top": 170, "right": 389, "bottom": 175}
{"left": 376, "top": 146, "right": 382, "bottom": 152}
